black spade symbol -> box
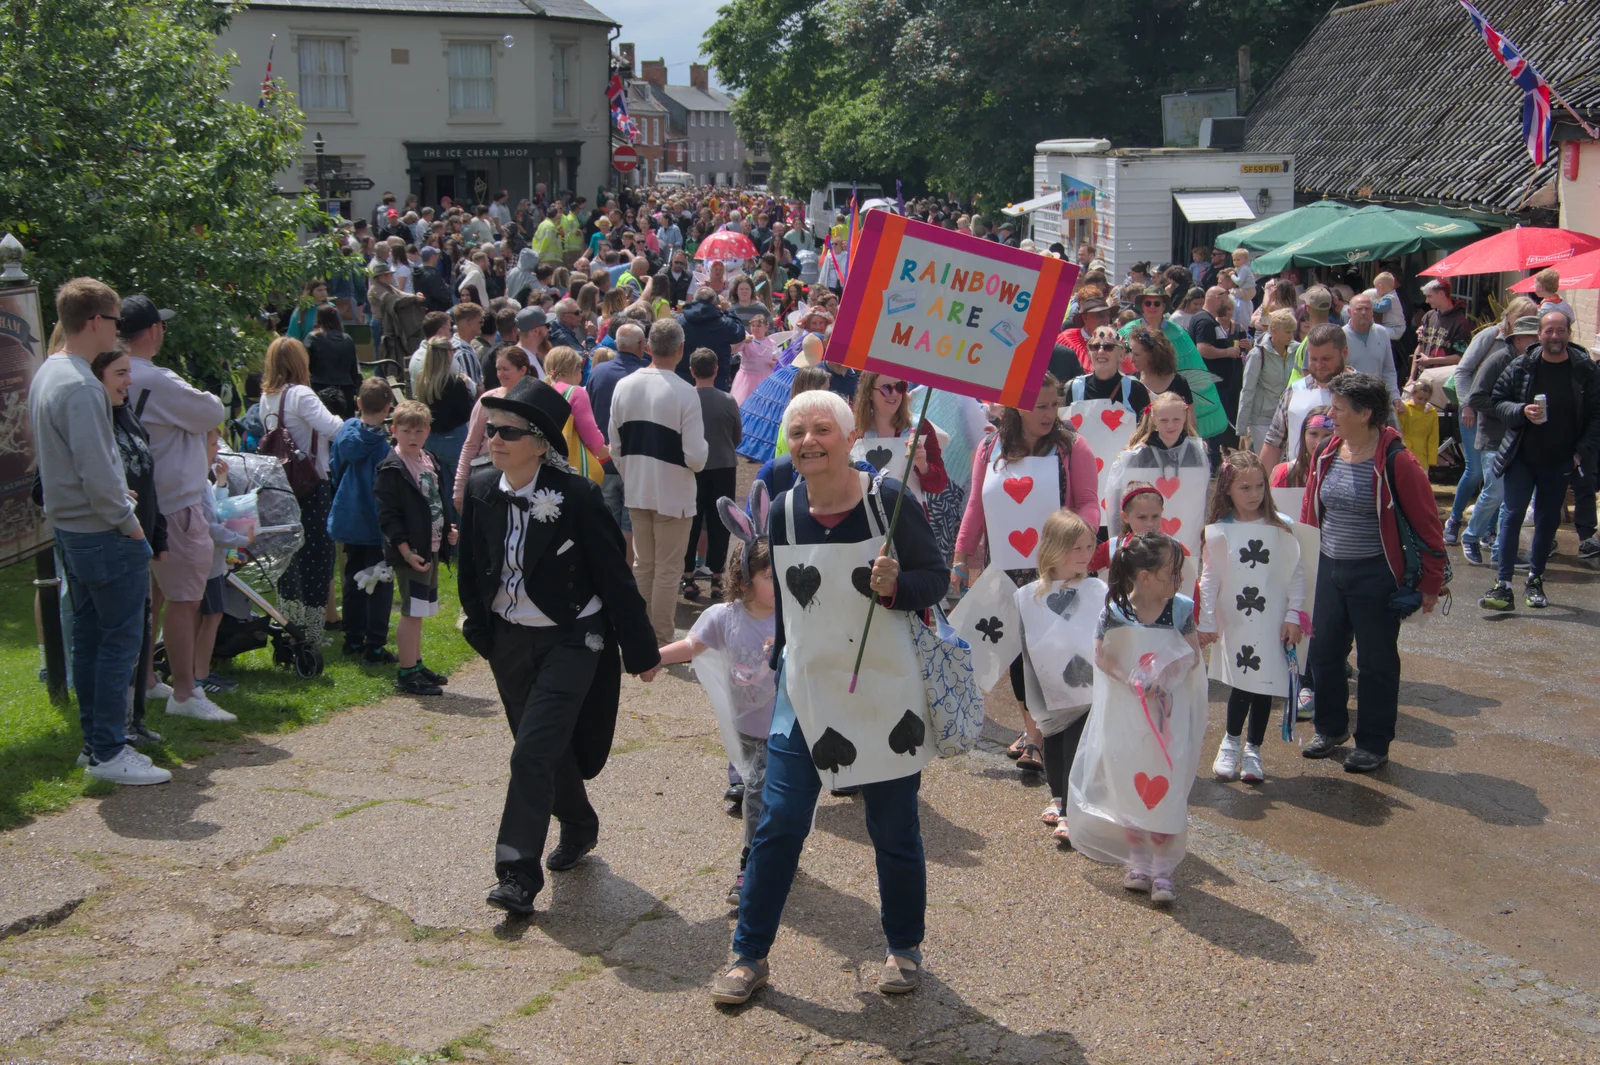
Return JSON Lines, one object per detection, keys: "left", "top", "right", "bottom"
{"left": 1239, "top": 539, "right": 1271, "bottom": 568}
{"left": 811, "top": 727, "right": 857, "bottom": 773}
{"left": 786, "top": 564, "right": 822, "bottom": 609}
{"left": 974, "top": 616, "right": 1005, "bottom": 644}
{"left": 1236, "top": 645, "right": 1261, "bottom": 673}
{"left": 887, "top": 710, "right": 926, "bottom": 756}
{"left": 1046, "top": 586, "right": 1078, "bottom": 618}
{"left": 1062, "top": 654, "right": 1094, "bottom": 687}
{"left": 865, "top": 446, "right": 894, "bottom": 470}
{"left": 851, "top": 565, "right": 875, "bottom": 599}
{"left": 1235, "top": 586, "right": 1266, "bottom": 617}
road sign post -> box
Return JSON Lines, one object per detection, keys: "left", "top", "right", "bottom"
{"left": 612, "top": 144, "right": 638, "bottom": 173}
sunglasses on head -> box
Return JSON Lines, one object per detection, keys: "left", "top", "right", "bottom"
{"left": 484, "top": 422, "right": 539, "bottom": 441}
{"left": 876, "top": 380, "right": 908, "bottom": 397}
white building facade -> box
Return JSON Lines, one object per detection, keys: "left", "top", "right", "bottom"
{"left": 216, "top": 0, "right": 618, "bottom": 216}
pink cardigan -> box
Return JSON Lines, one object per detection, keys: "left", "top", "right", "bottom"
{"left": 453, "top": 382, "right": 607, "bottom": 507}
{"left": 954, "top": 433, "right": 1100, "bottom": 559}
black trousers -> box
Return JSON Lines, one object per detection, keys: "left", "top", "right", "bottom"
{"left": 339, "top": 543, "right": 393, "bottom": 652}
{"left": 1309, "top": 555, "right": 1401, "bottom": 756}
{"left": 1042, "top": 714, "right": 1089, "bottom": 801}
{"left": 488, "top": 614, "right": 604, "bottom": 893}
{"left": 1225, "top": 688, "right": 1274, "bottom": 747}
{"left": 684, "top": 466, "right": 738, "bottom": 575}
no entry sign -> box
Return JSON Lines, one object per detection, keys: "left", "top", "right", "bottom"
{"left": 612, "top": 144, "right": 638, "bottom": 172}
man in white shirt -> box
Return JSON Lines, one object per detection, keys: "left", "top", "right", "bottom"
{"left": 488, "top": 190, "right": 512, "bottom": 231}
{"left": 608, "top": 318, "right": 708, "bottom": 642}
{"left": 1342, "top": 293, "right": 1400, "bottom": 401}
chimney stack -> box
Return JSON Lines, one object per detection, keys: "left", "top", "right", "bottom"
{"left": 689, "top": 63, "right": 708, "bottom": 92}
{"left": 618, "top": 43, "right": 635, "bottom": 77}
{"left": 641, "top": 58, "right": 667, "bottom": 90}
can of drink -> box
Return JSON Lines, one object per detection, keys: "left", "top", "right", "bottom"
{"left": 1533, "top": 393, "right": 1547, "bottom": 423}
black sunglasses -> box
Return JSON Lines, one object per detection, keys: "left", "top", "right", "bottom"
{"left": 484, "top": 422, "right": 539, "bottom": 441}
{"left": 1087, "top": 342, "right": 1122, "bottom": 351}
{"left": 876, "top": 380, "right": 908, "bottom": 396}
{"left": 92, "top": 313, "right": 123, "bottom": 325}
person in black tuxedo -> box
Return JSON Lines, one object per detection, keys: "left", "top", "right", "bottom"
{"left": 457, "top": 377, "right": 661, "bottom": 916}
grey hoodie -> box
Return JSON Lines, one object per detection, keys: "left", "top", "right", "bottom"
{"left": 128, "top": 357, "right": 226, "bottom": 515}
{"left": 29, "top": 352, "right": 141, "bottom": 537}
{"left": 505, "top": 248, "right": 539, "bottom": 304}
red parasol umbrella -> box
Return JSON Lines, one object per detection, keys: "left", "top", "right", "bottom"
{"left": 1420, "top": 226, "right": 1600, "bottom": 277}
{"left": 694, "top": 230, "right": 758, "bottom": 261}
{"left": 1508, "top": 248, "right": 1600, "bottom": 292}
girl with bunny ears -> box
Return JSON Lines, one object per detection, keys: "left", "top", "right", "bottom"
{"left": 656, "top": 483, "right": 777, "bottom": 908}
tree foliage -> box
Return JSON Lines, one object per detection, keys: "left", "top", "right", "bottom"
{"left": 707, "top": 0, "right": 1329, "bottom": 206}
{"left": 0, "top": 0, "right": 340, "bottom": 382}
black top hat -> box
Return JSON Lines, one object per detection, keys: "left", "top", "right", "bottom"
{"left": 479, "top": 377, "right": 571, "bottom": 460}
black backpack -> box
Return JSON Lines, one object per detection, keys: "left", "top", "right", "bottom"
{"left": 1384, "top": 438, "right": 1453, "bottom": 603}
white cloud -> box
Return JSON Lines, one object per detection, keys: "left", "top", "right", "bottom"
{"left": 599, "top": 0, "right": 728, "bottom": 91}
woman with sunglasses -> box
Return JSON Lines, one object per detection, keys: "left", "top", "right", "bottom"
{"left": 1118, "top": 285, "right": 1225, "bottom": 439}
{"left": 850, "top": 373, "right": 950, "bottom": 503}
{"left": 1068, "top": 328, "right": 1150, "bottom": 415}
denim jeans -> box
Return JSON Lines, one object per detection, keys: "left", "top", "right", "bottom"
{"left": 1449, "top": 433, "right": 1483, "bottom": 524}
{"left": 732, "top": 719, "right": 926, "bottom": 962}
{"left": 55, "top": 528, "right": 152, "bottom": 760}
{"left": 1496, "top": 458, "right": 1569, "bottom": 582}
{"left": 1461, "top": 461, "right": 1503, "bottom": 548}
{"left": 1308, "top": 554, "right": 1402, "bottom": 757}
{"left": 600, "top": 472, "right": 631, "bottom": 533}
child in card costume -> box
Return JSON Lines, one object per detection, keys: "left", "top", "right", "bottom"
{"left": 1016, "top": 511, "right": 1107, "bottom": 842}
{"left": 655, "top": 485, "right": 776, "bottom": 909}
{"left": 1062, "top": 327, "right": 1149, "bottom": 530}
{"left": 1067, "top": 533, "right": 1206, "bottom": 906}
{"left": 1197, "top": 452, "right": 1305, "bottom": 784}
{"left": 1087, "top": 482, "right": 1165, "bottom": 576}
{"left": 1103, "top": 392, "right": 1209, "bottom": 587}
{"left": 951, "top": 374, "right": 1099, "bottom": 772}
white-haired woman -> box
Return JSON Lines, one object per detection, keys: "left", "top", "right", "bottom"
{"left": 712, "top": 389, "right": 948, "bottom": 1006}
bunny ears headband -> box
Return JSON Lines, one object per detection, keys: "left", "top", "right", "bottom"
{"left": 716, "top": 480, "right": 772, "bottom": 582}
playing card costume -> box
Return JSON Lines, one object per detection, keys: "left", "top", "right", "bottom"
{"left": 1062, "top": 375, "right": 1141, "bottom": 528}
{"left": 1198, "top": 520, "right": 1305, "bottom": 697}
{"left": 1103, "top": 432, "right": 1209, "bottom": 585}
{"left": 456, "top": 378, "right": 660, "bottom": 905}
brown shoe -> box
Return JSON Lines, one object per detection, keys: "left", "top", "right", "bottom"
{"left": 710, "top": 958, "right": 768, "bottom": 1005}
{"left": 879, "top": 954, "right": 921, "bottom": 995}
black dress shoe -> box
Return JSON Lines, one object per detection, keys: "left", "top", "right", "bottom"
{"left": 363, "top": 648, "right": 399, "bottom": 665}
{"left": 486, "top": 875, "right": 536, "bottom": 916}
{"left": 1301, "top": 732, "right": 1351, "bottom": 759}
{"left": 723, "top": 783, "right": 745, "bottom": 804}
{"left": 1343, "top": 748, "right": 1389, "bottom": 773}
{"left": 545, "top": 837, "right": 597, "bottom": 871}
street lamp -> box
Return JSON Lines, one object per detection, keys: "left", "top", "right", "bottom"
{"left": 313, "top": 131, "right": 327, "bottom": 201}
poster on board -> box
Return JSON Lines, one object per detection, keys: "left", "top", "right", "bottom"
{"left": 0, "top": 285, "right": 48, "bottom": 567}
{"left": 825, "top": 212, "right": 1077, "bottom": 413}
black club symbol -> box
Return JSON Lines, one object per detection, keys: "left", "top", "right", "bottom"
{"left": 1238, "top": 539, "right": 1270, "bottom": 568}
{"left": 1236, "top": 586, "right": 1267, "bottom": 617}
{"left": 974, "top": 616, "right": 1005, "bottom": 644}
{"left": 1236, "top": 645, "right": 1261, "bottom": 673}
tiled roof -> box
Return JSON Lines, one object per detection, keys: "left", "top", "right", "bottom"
{"left": 237, "top": 0, "right": 616, "bottom": 24}
{"left": 656, "top": 84, "right": 735, "bottom": 112}
{"left": 1244, "top": 0, "right": 1600, "bottom": 213}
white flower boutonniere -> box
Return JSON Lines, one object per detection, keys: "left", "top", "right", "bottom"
{"left": 529, "top": 488, "right": 564, "bottom": 523}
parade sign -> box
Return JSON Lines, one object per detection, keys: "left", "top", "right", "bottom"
{"left": 0, "top": 285, "right": 48, "bottom": 567}
{"left": 826, "top": 212, "right": 1077, "bottom": 411}
{"left": 1060, "top": 176, "right": 1099, "bottom": 219}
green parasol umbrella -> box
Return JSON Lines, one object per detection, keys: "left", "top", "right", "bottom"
{"left": 1250, "top": 205, "right": 1484, "bottom": 275}
{"left": 1214, "top": 199, "right": 1359, "bottom": 254}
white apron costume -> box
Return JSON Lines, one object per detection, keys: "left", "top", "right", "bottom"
{"left": 1204, "top": 523, "right": 1300, "bottom": 696}
{"left": 1063, "top": 378, "right": 1139, "bottom": 527}
{"left": 775, "top": 473, "right": 934, "bottom": 789}
{"left": 1104, "top": 436, "right": 1209, "bottom": 585}
{"left": 1016, "top": 578, "right": 1108, "bottom": 736}
{"left": 1271, "top": 486, "right": 1320, "bottom": 667}
{"left": 1067, "top": 605, "right": 1207, "bottom": 868}
{"left": 851, "top": 422, "right": 948, "bottom": 501}
{"left": 949, "top": 566, "right": 1022, "bottom": 693}
{"left": 1284, "top": 379, "right": 1333, "bottom": 463}
{"left": 981, "top": 453, "right": 1061, "bottom": 571}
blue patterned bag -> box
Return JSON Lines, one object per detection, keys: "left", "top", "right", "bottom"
{"left": 912, "top": 605, "right": 983, "bottom": 758}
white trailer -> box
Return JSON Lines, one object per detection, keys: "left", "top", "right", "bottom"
{"left": 1015, "top": 139, "right": 1296, "bottom": 281}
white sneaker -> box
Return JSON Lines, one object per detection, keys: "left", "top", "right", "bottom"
{"left": 86, "top": 746, "right": 171, "bottom": 786}
{"left": 1240, "top": 744, "right": 1265, "bottom": 784}
{"left": 146, "top": 680, "right": 173, "bottom": 699}
{"left": 166, "top": 691, "right": 237, "bottom": 723}
{"left": 1212, "top": 734, "right": 1242, "bottom": 780}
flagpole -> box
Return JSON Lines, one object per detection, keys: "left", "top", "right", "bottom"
{"left": 1548, "top": 82, "right": 1600, "bottom": 140}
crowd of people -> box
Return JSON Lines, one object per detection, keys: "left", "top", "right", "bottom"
{"left": 26, "top": 181, "right": 1598, "bottom": 1009}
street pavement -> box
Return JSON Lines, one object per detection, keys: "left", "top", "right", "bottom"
{"left": 2, "top": 499, "right": 1598, "bottom": 1063}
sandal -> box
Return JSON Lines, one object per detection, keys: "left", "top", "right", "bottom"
{"left": 1016, "top": 743, "right": 1044, "bottom": 772}
{"left": 1052, "top": 819, "right": 1071, "bottom": 844}
{"left": 1040, "top": 799, "right": 1062, "bottom": 825}
{"left": 1006, "top": 733, "right": 1026, "bottom": 759}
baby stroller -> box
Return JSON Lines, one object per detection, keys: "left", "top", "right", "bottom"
{"left": 151, "top": 448, "right": 326, "bottom": 681}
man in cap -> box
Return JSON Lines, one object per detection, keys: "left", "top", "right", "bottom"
{"left": 1460, "top": 314, "right": 1542, "bottom": 567}
{"left": 412, "top": 246, "right": 453, "bottom": 313}
{"left": 123, "top": 295, "right": 235, "bottom": 723}
{"left": 513, "top": 306, "right": 551, "bottom": 380}
{"left": 1414, "top": 279, "right": 1471, "bottom": 375}
{"left": 457, "top": 377, "right": 660, "bottom": 916}
{"left": 1054, "top": 295, "right": 1112, "bottom": 376}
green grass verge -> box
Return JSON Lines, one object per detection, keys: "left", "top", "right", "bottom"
{"left": 0, "top": 557, "right": 476, "bottom": 831}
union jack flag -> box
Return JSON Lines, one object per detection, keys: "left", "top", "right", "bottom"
{"left": 1458, "top": 1, "right": 1552, "bottom": 166}
{"left": 257, "top": 34, "right": 276, "bottom": 109}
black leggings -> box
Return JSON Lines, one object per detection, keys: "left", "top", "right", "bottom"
{"left": 1042, "top": 715, "right": 1089, "bottom": 801}
{"left": 1226, "top": 688, "right": 1274, "bottom": 747}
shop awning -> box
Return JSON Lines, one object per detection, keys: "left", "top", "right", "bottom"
{"left": 1173, "top": 191, "right": 1255, "bottom": 223}
{"left": 1002, "top": 191, "right": 1062, "bottom": 217}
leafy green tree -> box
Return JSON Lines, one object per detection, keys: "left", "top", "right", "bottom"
{"left": 0, "top": 0, "right": 341, "bottom": 384}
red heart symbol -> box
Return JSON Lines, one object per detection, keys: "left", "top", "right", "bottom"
{"left": 1095, "top": 457, "right": 1104, "bottom": 472}
{"left": 1161, "top": 517, "right": 1182, "bottom": 535}
{"left": 1002, "top": 476, "right": 1034, "bottom": 504}
{"left": 1155, "top": 476, "right": 1180, "bottom": 498}
{"left": 1008, "top": 528, "right": 1039, "bottom": 558}
{"left": 1101, "top": 408, "right": 1125, "bottom": 431}
{"left": 1069, "top": 414, "right": 1084, "bottom": 430}
{"left": 1134, "top": 772, "right": 1170, "bottom": 810}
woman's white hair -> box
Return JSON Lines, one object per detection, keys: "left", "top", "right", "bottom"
{"left": 783, "top": 389, "right": 855, "bottom": 436}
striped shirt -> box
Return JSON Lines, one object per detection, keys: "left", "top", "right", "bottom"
{"left": 1318, "top": 458, "right": 1384, "bottom": 559}
{"left": 608, "top": 366, "right": 708, "bottom": 518}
